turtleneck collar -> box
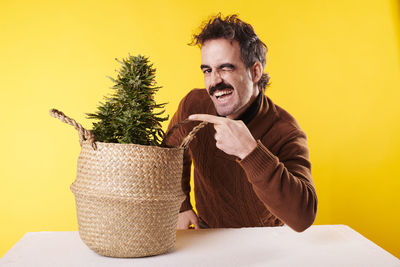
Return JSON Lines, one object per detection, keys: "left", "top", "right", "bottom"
{"left": 236, "top": 91, "right": 262, "bottom": 125}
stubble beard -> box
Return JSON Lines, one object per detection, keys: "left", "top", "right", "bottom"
{"left": 212, "top": 92, "right": 244, "bottom": 118}
{"left": 214, "top": 101, "right": 240, "bottom": 117}
{"left": 213, "top": 89, "right": 257, "bottom": 119}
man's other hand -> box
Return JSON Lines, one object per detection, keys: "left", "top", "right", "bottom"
{"left": 177, "top": 209, "right": 200, "bottom": 229}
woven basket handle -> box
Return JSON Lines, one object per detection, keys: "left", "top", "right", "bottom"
{"left": 162, "top": 119, "right": 208, "bottom": 149}
{"left": 49, "top": 109, "right": 97, "bottom": 150}
{"left": 50, "top": 108, "right": 207, "bottom": 150}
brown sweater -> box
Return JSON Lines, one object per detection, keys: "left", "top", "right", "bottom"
{"left": 166, "top": 89, "right": 317, "bottom": 232}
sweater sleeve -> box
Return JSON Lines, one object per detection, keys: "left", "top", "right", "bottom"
{"left": 165, "top": 95, "right": 193, "bottom": 212}
{"left": 237, "top": 132, "right": 317, "bottom": 232}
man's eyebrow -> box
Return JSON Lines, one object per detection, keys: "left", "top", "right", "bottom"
{"left": 218, "top": 63, "right": 235, "bottom": 69}
{"left": 200, "top": 63, "right": 235, "bottom": 70}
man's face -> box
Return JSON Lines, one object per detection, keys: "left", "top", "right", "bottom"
{"left": 200, "top": 38, "right": 259, "bottom": 119}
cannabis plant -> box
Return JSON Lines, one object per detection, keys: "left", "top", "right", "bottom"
{"left": 87, "top": 55, "right": 168, "bottom": 146}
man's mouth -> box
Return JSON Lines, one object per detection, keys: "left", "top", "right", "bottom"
{"left": 209, "top": 82, "right": 234, "bottom": 97}
{"left": 214, "top": 89, "right": 234, "bottom": 99}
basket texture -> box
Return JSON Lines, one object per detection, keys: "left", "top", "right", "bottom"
{"left": 50, "top": 109, "right": 207, "bottom": 257}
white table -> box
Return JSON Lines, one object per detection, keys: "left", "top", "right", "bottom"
{"left": 1, "top": 225, "right": 399, "bottom": 267}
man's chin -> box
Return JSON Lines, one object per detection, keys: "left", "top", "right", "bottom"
{"left": 214, "top": 106, "right": 236, "bottom": 117}
{"left": 211, "top": 98, "right": 240, "bottom": 117}
{"left": 215, "top": 104, "right": 248, "bottom": 119}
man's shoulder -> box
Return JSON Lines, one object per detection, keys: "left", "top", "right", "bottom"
{"left": 184, "top": 88, "right": 210, "bottom": 102}
{"left": 179, "top": 88, "right": 212, "bottom": 114}
{"left": 266, "top": 97, "right": 306, "bottom": 139}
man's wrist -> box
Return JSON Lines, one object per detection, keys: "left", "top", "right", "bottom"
{"left": 238, "top": 139, "right": 258, "bottom": 160}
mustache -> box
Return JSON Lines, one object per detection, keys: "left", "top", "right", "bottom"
{"left": 209, "top": 82, "right": 234, "bottom": 96}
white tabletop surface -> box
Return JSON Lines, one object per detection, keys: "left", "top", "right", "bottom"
{"left": 1, "top": 225, "right": 399, "bottom": 267}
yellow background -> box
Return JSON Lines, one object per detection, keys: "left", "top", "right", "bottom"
{"left": 1, "top": 0, "right": 399, "bottom": 258}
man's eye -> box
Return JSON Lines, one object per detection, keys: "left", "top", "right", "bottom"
{"left": 222, "top": 66, "right": 233, "bottom": 71}
{"left": 202, "top": 69, "right": 211, "bottom": 74}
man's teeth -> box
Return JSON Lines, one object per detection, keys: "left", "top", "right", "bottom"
{"left": 215, "top": 89, "right": 233, "bottom": 98}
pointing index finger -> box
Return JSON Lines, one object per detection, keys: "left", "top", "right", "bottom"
{"left": 188, "top": 114, "right": 226, "bottom": 124}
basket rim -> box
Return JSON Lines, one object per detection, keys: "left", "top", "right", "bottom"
{"left": 81, "top": 140, "right": 184, "bottom": 151}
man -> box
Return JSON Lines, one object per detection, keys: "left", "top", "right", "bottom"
{"left": 166, "top": 14, "right": 317, "bottom": 232}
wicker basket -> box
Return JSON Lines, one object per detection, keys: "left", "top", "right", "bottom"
{"left": 50, "top": 109, "right": 206, "bottom": 258}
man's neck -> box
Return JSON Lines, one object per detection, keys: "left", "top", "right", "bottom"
{"left": 227, "top": 91, "right": 262, "bottom": 124}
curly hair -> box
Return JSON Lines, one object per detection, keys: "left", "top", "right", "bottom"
{"left": 191, "top": 14, "right": 270, "bottom": 91}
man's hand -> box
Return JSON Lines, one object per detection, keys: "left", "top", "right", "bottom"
{"left": 189, "top": 114, "right": 257, "bottom": 160}
{"left": 177, "top": 209, "right": 200, "bottom": 229}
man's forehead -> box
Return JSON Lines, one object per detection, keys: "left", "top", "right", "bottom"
{"left": 201, "top": 38, "right": 241, "bottom": 65}
{"left": 201, "top": 38, "right": 239, "bottom": 51}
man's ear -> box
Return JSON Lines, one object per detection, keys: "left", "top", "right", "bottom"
{"left": 251, "top": 61, "right": 263, "bottom": 84}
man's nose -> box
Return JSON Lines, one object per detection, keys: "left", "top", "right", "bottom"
{"left": 210, "top": 69, "right": 222, "bottom": 87}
